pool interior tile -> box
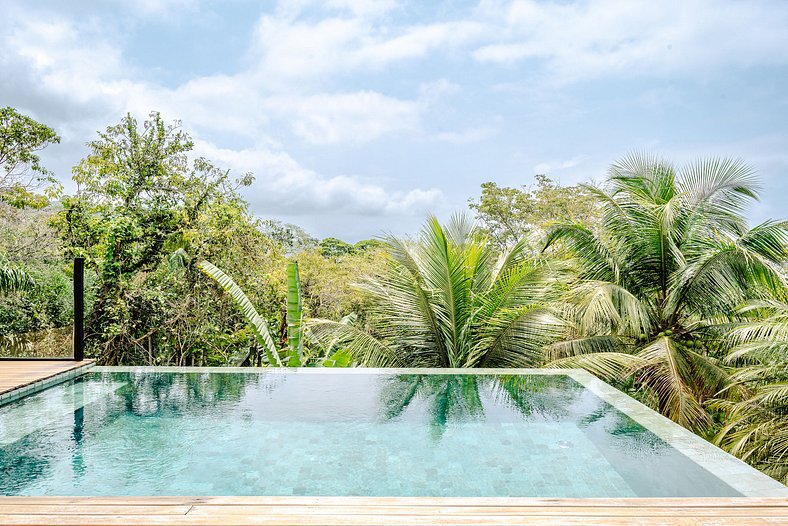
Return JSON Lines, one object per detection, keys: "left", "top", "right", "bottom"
{"left": 1, "top": 365, "right": 786, "bottom": 497}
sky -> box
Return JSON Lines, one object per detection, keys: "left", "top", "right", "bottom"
{"left": 2, "top": 0, "right": 787, "bottom": 241}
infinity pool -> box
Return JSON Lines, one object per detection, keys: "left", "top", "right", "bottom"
{"left": 0, "top": 368, "right": 783, "bottom": 497}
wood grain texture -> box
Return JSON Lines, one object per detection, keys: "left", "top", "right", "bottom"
{"left": 0, "top": 360, "right": 93, "bottom": 394}
{"left": 0, "top": 497, "right": 786, "bottom": 525}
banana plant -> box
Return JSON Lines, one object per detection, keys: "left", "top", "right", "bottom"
{"left": 198, "top": 258, "right": 353, "bottom": 367}
{"left": 285, "top": 261, "right": 303, "bottom": 366}
{"left": 197, "top": 260, "right": 282, "bottom": 366}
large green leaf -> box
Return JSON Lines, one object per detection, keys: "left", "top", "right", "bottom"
{"left": 286, "top": 260, "right": 303, "bottom": 366}
{"left": 197, "top": 259, "right": 282, "bottom": 366}
{"left": 309, "top": 213, "right": 564, "bottom": 368}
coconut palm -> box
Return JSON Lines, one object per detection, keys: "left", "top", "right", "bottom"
{"left": 543, "top": 154, "right": 788, "bottom": 431}
{"left": 308, "top": 214, "right": 566, "bottom": 367}
{"left": 713, "top": 298, "right": 788, "bottom": 483}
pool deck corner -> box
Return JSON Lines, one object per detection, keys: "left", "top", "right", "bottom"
{"left": 0, "top": 359, "right": 95, "bottom": 406}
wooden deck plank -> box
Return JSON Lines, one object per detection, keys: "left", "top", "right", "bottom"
{"left": 0, "top": 505, "right": 192, "bottom": 515}
{"left": 4, "top": 504, "right": 788, "bottom": 518}
{"left": 0, "top": 513, "right": 785, "bottom": 526}
{"left": 0, "top": 498, "right": 786, "bottom": 525}
{"left": 0, "top": 360, "right": 93, "bottom": 395}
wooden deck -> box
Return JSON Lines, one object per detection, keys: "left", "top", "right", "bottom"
{"left": 0, "top": 497, "right": 786, "bottom": 525}
{"left": 0, "top": 359, "right": 94, "bottom": 395}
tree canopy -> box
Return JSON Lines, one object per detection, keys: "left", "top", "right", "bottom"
{"left": 543, "top": 154, "right": 788, "bottom": 431}
{"left": 310, "top": 214, "right": 566, "bottom": 367}
{"left": 469, "top": 174, "right": 598, "bottom": 249}
{"left": 0, "top": 107, "right": 60, "bottom": 208}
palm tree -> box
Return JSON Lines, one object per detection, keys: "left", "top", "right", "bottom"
{"left": 308, "top": 214, "right": 566, "bottom": 367}
{"left": 543, "top": 154, "right": 788, "bottom": 431}
{"left": 713, "top": 298, "right": 788, "bottom": 483}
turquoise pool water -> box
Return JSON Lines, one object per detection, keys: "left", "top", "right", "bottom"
{"left": 0, "top": 370, "right": 740, "bottom": 497}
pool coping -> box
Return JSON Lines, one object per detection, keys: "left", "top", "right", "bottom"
{"left": 20, "top": 365, "right": 788, "bottom": 497}
{"left": 562, "top": 369, "right": 788, "bottom": 498}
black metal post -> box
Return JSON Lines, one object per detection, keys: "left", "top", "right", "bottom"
{"left": 73, "top": 257, "right": 84, "bottom": 361}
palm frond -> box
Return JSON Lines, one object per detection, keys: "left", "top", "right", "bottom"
{"left": 307, "top": 318, "right": 404, "bottom": 367}
{"left": 473, "top": 305, "right": 566, "bottom": 368}
{"left": 285, "top": 260, "right": 303, "bottom": 365}
{"left": 637, "top": 336, "right": 713, "bottom": 431}
{"left": 567, "top": 280, "right": 652, "bottom": 336}
{"left": 679, "top": 157, "right": 759, "bottom": 235}
{"left": 543, "top": 223, "right": 618, "bottom": 282}
{"left": 543, "top": 335, "right": 628, "bottom": 361}
{"left": 547, "top": 352, "right": 646, "bottom": 382}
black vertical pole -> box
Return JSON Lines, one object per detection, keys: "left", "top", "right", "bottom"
{"left": 74, "top": 257, "right": 84, "bottom": 361}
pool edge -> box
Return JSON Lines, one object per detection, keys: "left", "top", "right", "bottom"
{"left": 0, "top": 361, "right": 95, "bottom": 407}
{"left": 565, "top": 368, "right": 788, "bottom": 498}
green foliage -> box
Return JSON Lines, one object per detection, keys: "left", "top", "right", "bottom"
{"left": 0, "top": 261, "right": 73, "bottom": 358}
{"left": 294, "top": 247, "right": 384, "bottom": 321}
{"left": 309, "top": 214, "right": 566, "bottom": 367}
{"left": 469, "top": 175, "right": 599, "bottom": 250}
{"left": 259, "top": 220, "right": 318, "bottom": 254}
{"left": 319, "top": 237, "right": 355, "bottom": 259}
{"left": 544, "top": 154, "right": 788, "bottom": 431}
{"left": 200, "top": 258, "right": 354, "bottom": 367}
{"left": 711, "top": 298, "right": 788, "bottom": 483}
{"left": 198, "top": 259, "right": 281, "bottom": 366}
{"left": 3, "top": 103, "right": 788, "bottom": 482}
{"left": 286, "top": 261, "right": 304, "bottom": 364}
{"left": 0, "top": 107, "right": 61, "bottom": 206}
{"left": 51, "top": 111, "right": 260, "bottom": 364}
{"left": 0, "top": 200, "right": 75, "bottom": 357}
{"left": 354, "top": 239, "right": 385, "bottom": 252}
{"left": 0, "top": 259, "right": 33, "bottom": 293}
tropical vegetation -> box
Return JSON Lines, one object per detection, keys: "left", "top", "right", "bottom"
{"left": 542, "top": 154, "right": 788, "bottom": 431}
{"left": 713, "top": 297, "right": 788, "bottom": 484}
{"left": 309, "top": 214, "right": 566, "bottom": 368}
{"left": 2, "top": 107, "right": 788, "bottom": 483}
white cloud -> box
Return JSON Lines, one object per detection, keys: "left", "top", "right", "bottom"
{"left": 118, "top": 0, "right": 198, "bottom": 17}
{"left": 473, "top": 0, "right": 788, "bottom": 82}
{"left": 263, "top": 92, "right": 419, "bottom": 144}
{"left": 418, "top": 79, "right": 460, "bottom": 103}
{"left": 6, "top": 17, "right": 127, "bottom": 104}
{"left": 353, "top": 21, "right": 486, "bottom": 66}
{"left": 194, "top": 140, "right": 442, "bottom": 216}
{"left": 6, "top": 0, "right": 788, "bottom": 238}
{"left": 250, "top": 14, "right": 485, "bottom": 84}
{"left": 275, "top": 0, "right": 399, "bottom": 18}
{"left": 533, "top": 157, "right": 584, "bottom": 174}
{"left": 434, "top": 126, "right": 498, "bottom": 144}
{"left": 0, "top": 1, "right": 444, "bottom": 222}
